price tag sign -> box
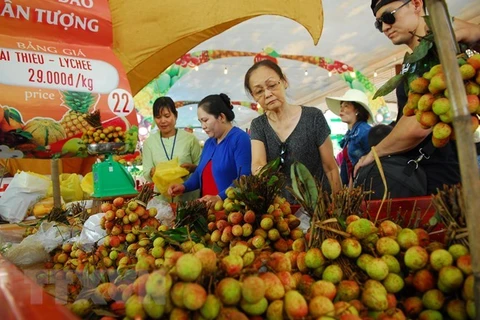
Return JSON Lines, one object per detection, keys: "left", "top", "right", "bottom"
{"left": 108, "top": 89, "right": 134, "bottom": 117}
{"left": 0, "top": 48, "right": 119, "bottom": 93}
{"left": 0, "top": 0, "right": 138, "bottom": 158}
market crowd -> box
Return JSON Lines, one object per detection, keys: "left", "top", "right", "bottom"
{"left": 142, "top": 0, "right": 480, "bottom": 205}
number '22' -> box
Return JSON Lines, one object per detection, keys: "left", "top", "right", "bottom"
{"left": 112, "top": 92, "right": 130, "bottom": 113}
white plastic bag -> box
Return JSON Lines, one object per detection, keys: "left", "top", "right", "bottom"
{"left": 2, "top": 237, "right": 49, "bottom": 267}
{"left": 147, "top": 196, "right": 175, "bottom": 227}
{"left": 2, "top": 221, "right": 77, "bottom": 266}
{"left": 0, "top": 171, "right": 50, "bottom": 223}
{"left": 67, "top": 213, "right": 106, "bottom": 250}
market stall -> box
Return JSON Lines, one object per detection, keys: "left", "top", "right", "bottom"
{"left": 0, "top": 0, "right": 479, "bottom": 319}
{"left": 0, "top": 0, "right": 140, "bottom": 316}
{"left": 0, "top": 0, "right": 325, "bottom": 317}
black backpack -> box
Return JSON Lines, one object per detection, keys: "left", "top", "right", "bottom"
{"left": 354, "top": 154, "right": 427, "bottom": 199}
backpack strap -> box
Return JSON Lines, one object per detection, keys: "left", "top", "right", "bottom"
{"left": 403, "top": 140, "right": 436, "bottom": 176}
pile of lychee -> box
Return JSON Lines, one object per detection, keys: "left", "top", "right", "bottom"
{"left": 99, "top": 197, "right": 161, "bottom": 250}
{"left": 346, "top": 217, "right": 474, "bottom": 319}
{"left": 64, "top": 211, "right": 473, "bottom": 319}
{"left": 37, "top": 191, "right": 475, "bottom": 319}
{"left": 404, "top": 53, "right": 480, "bottom": 147}
{"left": 207, "top": 192, "right": 302, "bottom": 253}
{"left": 36, "top": 198, "right": 166, "bottom": 297}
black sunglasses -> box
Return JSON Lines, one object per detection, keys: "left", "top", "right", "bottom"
{"left": 374, "top": 0, "right": 411, "bottom": 32}
{"left": 280, "top": 142, "right": 287, "bottom": 165}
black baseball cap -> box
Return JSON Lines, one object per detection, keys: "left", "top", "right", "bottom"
{"left": 371, "top": 0, "right": 399, "bottom": 15}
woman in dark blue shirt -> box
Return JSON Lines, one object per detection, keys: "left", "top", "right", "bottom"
{"left": 168, "top": 94, "right": 251, "bottom": 207}
{"left": 326, "top": 89, "right": 374, "bottom": 185}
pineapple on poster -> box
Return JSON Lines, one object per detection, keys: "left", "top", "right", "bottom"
{"left": 0, "top": 0, "right": 138, "bottom": 158}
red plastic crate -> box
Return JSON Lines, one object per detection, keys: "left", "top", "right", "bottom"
{"left": 291, "top": 197, "right": 445, "bottom": 242}
{"left": 361, "top": 196, "right": 445, "bottom": 242}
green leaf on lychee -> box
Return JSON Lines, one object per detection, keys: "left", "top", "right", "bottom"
{"left": 289, "top": 161, "right": 318, "bottom": 212}
{"left": 267, "top": 175, "right": 279, "bottom": 186}
{"left": 404, "top": 38, "right": 433, "bottom": 64}
{"left": 373, "top": 74, "right": 406, "bottom": 99}
{"left": 290, "top": 164, "right": 304, "bottom": 202}
{"left": 174, "top": 201, "right": 208, "bottom": 237}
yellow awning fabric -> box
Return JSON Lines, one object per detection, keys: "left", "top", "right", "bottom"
{"left": 110, "top": 0, "right": 324, "bottom": 95}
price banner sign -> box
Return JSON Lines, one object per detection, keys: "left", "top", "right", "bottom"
{"left": 0, "top": 0, "right": 138, "bottom": 158}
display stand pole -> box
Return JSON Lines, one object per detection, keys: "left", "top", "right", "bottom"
{"left": 50, "top": 158, "right": 62, "bottom": 209}
{"left": 426, "top": 0, "right": 480, "bottom": 315}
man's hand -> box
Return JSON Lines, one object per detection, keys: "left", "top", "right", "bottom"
{"left": 454, "top": 18, "right": 480, "bottom": 50}
{"left": 150, "top": 167, "right": 156, "bottom": 178}
{"left": 354, "top": 151, "right": 374, "bottom": 177}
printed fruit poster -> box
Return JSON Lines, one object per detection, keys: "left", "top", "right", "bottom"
{"left": 0, "top": 0, "right": 138, "bottom": 158}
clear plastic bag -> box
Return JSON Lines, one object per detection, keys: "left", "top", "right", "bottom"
{"left": 2, "top": 236, "right": 49, "bottom": 267}
{"left": 147, "top": 196, "right": 175, "bottom": 227}
{"left": 1, "top": 221, "right": 77, "bottom": 266}
{"left": 294, "top": 206, "right": 311, "bottom": 233}
{"left": 67, "top": 213, "right": 106, "bottom": 250}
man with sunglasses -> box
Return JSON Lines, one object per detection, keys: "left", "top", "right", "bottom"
{"left": 354, "top": 0, "right": 480, "bottom": 194}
